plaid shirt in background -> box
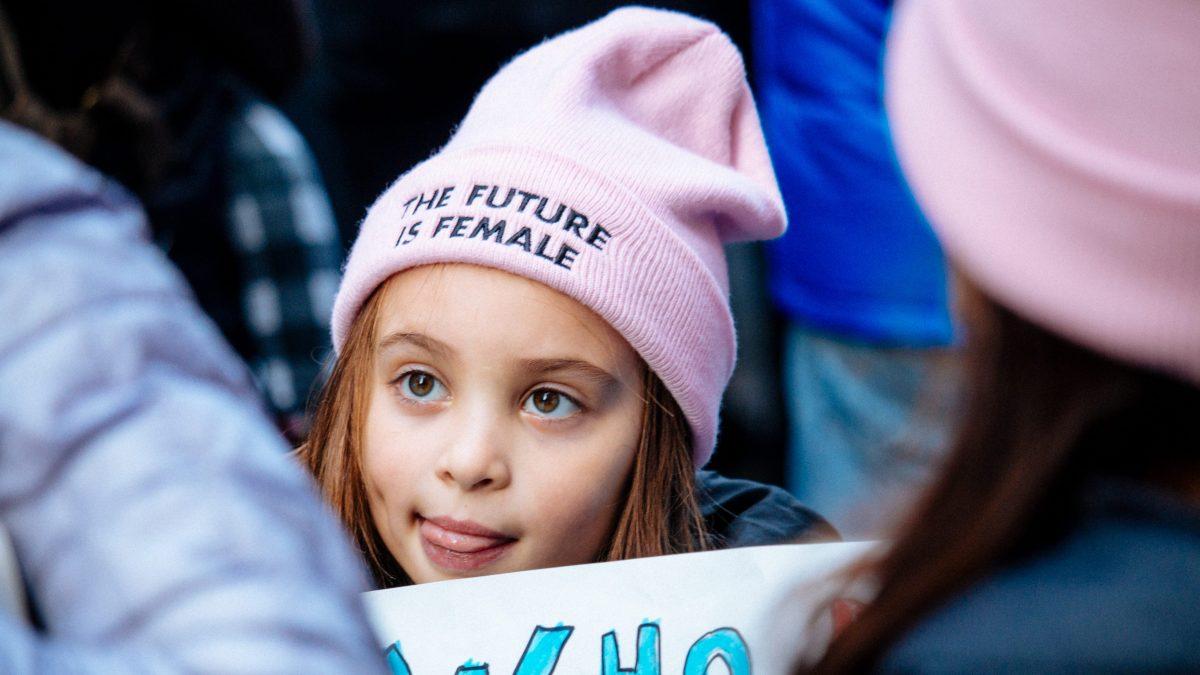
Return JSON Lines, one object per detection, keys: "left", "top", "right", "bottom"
{"left": 224, "top": 101, "right": 342, "bottom": 440}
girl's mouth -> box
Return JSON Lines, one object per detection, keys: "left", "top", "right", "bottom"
{"left": 417, "top": 515, "right": 517, "bottom": 572}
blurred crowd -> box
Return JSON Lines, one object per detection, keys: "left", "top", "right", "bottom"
{"left": 1, "top": 0, "right": 1196, "bottom": 672}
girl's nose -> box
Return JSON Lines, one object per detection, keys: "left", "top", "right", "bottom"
{"left": 434, "top": 413, "right": 512, "bottom": 492}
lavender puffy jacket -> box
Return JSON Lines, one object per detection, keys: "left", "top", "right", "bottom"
{"left": 0, "top": 120, "right": 385, "bottom": 673}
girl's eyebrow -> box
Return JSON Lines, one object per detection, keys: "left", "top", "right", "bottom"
{"left": 519, "top": 358, "right": 621, "bottom": 391}
{"left": 377, "top": 331, "right": 454, "bottom": 359}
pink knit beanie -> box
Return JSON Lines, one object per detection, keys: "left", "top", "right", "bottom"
{"left": 331, "top": 7, "right": 786, "bottom": 465}
{"left": 886, "top": 0, "right": 1200, "bottom": 385}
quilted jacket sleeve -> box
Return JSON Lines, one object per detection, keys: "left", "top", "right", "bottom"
{"left": 0, "top": 121, "right": 384, "bottom": 674}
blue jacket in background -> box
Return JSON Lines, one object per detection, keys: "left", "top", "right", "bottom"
{"left": 753, "top": 0, "right": 953, "bottom": 346}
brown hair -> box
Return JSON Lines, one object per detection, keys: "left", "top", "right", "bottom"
{"left": 803, "top": 288, "right": 1200, "bottom": 673}
{"left": 297, "top": 281, "right": 708, "bottom": 588}
{"left": 0, "top": 3, "right": 169, "bottom": 190}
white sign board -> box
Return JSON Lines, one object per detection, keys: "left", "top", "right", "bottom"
{"left": 363, "top": 542, "right": 873, "bottom": 674}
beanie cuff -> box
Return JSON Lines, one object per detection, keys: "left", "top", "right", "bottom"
{"left": 333, "top": 144, "right": 736, "bottom": 465}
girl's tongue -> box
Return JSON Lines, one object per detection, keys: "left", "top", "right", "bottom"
{"left": 419, "top": 517, "right": 514, "bottom": 553}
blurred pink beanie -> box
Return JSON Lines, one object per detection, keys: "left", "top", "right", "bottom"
{"left": 886, "top": 0, "right": 1200, "bottom": 385}
{"left": 332, "top": 7, "right": 786, "bottom": 465}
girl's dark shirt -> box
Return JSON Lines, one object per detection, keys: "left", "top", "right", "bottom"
{"left": 697, "top": 471, "right": 840, "bottom": 547}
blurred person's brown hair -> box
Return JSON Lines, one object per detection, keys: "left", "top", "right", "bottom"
{"left": 0, "top": 0, "right": 166, "bottom": 184}
{"left": 0, "top": 0, "right": 316, "bottom": 192}
{"left": 800, "top": 282, "right": 1200, "bottom": 673}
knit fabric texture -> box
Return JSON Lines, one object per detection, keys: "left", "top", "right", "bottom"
{"left": 886, "top": 0, "right": 1200, "bottom": 385}
{"left": 332, "top": 7, "right": 787, "bottom": 465}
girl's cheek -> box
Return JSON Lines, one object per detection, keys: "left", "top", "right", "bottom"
{"left": 364, "top": 404, "right": 439, "bottom": 485}
{"left": 528, "top": 485, "right": 616, "bottom": 565}
{"left": 527, "top": 435, "right": 633, "bottom": 533}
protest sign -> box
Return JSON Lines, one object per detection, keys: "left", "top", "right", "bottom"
{"left": 363, "top": 541, "right": 874, "bottom": 674}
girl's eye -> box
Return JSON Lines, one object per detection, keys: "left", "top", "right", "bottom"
{"left": 522, "top": 388, "right": 581, "bottom": 420}
{"left": 396, "top": 370, "right": 448, "bottom": 402}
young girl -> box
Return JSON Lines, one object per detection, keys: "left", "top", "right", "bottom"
{"left": 299, "top": 7, "right": 834, "bottom": 587}
{"left": 801, "top": 0, "right": 1200, "bottom": 671}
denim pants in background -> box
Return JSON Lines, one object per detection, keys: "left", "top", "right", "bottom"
{"left": 785, "top": 324, "right": 960, "bottom": 539}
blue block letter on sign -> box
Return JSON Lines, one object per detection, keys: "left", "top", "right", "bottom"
{"left": 682, "top": 628, "right": 751, "bottom": 675}
{"left": 385, "top": 641, "right": 412, "bottom": 675}
{"left": 513, "top": 625, "right": 574, "bottom": 675}
{"left": 601, "top": 622, "right": 661, "bottom": 674}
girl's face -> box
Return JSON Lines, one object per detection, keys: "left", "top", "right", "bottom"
{"left": 362, "top": 264, "right": 645, "bottom": 583}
